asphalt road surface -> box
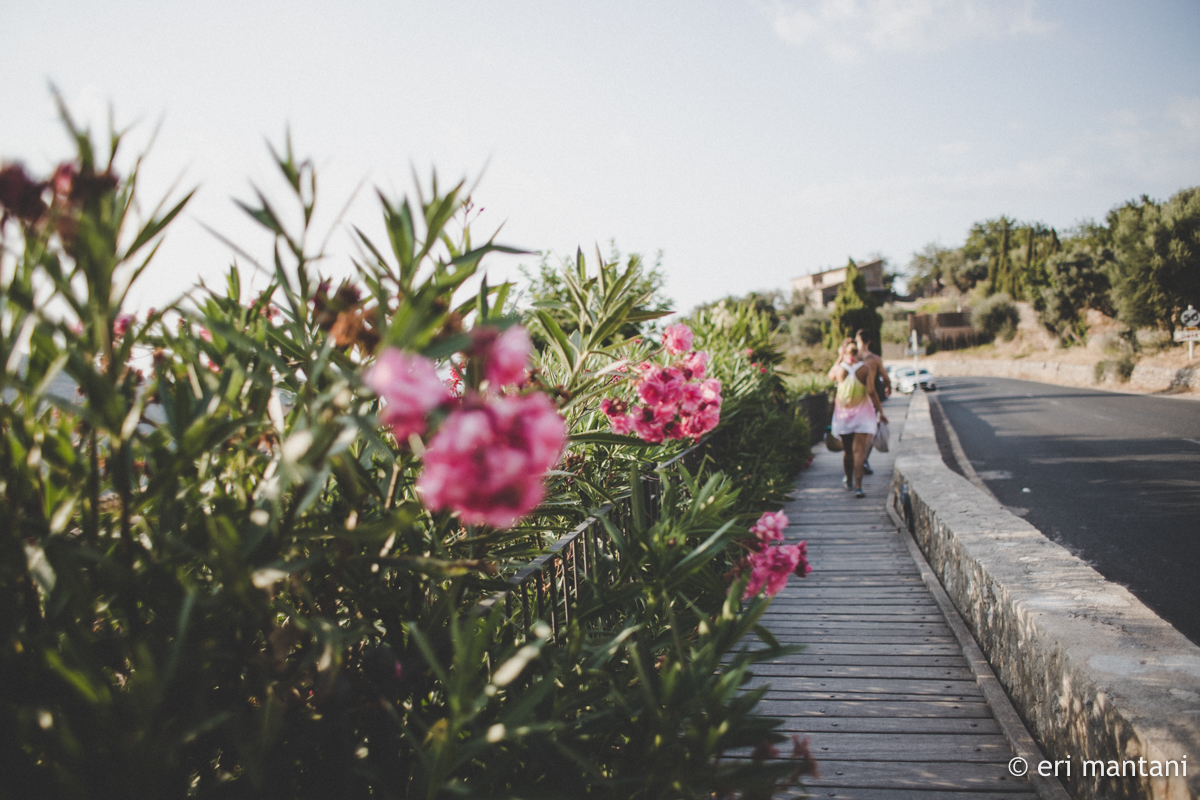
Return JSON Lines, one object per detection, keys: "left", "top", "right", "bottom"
{"left": 925, "top": 376, "right": 1200, "bottom": 646}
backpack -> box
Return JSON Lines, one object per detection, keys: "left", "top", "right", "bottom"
{"left": 835, "top": 363, "right": 866, "bottom": 407}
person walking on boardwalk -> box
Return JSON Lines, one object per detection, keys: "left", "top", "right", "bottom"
{"left": 855, "top": 328, "right": 891, "bottom": 475}
{"left": 828, "top": 341, "right": 887, "bottom": 498}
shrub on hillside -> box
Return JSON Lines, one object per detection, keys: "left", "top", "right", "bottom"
{"left": 971, "top": 292, "right": 1020, "bottom": 342}
{"left": 881, "top": 318, "right": 909, "bottom": 344}
{"left": 1037, "top": 249, "right": 1112, "bottom": 344}
{"left": 786, "top": 307, "right": 830, "bottom": 347}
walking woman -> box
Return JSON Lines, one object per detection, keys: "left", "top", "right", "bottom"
{"left": 828, "top": 340, "right": 887, "bottom": 498}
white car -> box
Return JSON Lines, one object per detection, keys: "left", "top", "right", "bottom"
{"left": 894, "top": 366, "right": 936, "bottom": 393}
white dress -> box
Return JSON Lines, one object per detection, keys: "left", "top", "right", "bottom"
{"left": 831, "top": 360, "right": 878, "bottom": 436}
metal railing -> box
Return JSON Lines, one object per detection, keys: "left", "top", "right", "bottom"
{"left": 474, "top": 502, "right": 618, "bottom": 639}
{"left": 475, "top": 438, "right": 710, "bottom": 640}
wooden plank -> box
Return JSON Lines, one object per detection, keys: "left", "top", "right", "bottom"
{"left": 804, "top": 555, "right": 915, "bottom": 564}
{"left": 763, "top": 609, "right": 945, "bottom": 617}
{"left": 792, "top": 515, "right": 893, "bottom": 523}
{"left": 783, "top": 586, "right": 934, "bottom": 594}
{"left": 773, "top": 716, "right": 1001, "bottom": 735}
{"left": 756, "top": 654, "right": 970, "bottom": 668}
{"left": 778, "top": 597, "right": 941, "bottom": 605}
{"left": 750, "top": 677, "right": 984, "bottom": 696}
{"left": 782, "top": 594, "right": 938, "bottom": 602}
{"left": 729, "top": 737, "right": 1011, "bottom": 764}
{"left": 729, "top": 759, "right": 1033, "bottom": 792}
{"left": 788, "top": 521, "right": 900, "bottom": 528}
{"left": 777, "top": 601, "right": 942, "bottom": 609}
{"left": 751, "top": 643, "right": 965, "bottom": 657}
{"left": 757, "top": 621, "right": 955, "bottom": 633}
{"left": 751, "top": 664, "right": 976, "bottom": 681}
{"left": 779, "top": 789, "right": 1036, "bottom": 800}
{"left": 763, "top": 627, "right": 957, "bottom": 638}
{"left": 798, "top": 732, "right": 1012, "bottom": 762}
{"left": 803, "top": 547, "right": 910, "bottom": 555}
{"left": 757, "top": 699, "right": 993, "bottom": 718}
{"left": 763, "top": 631, "right": 959, "bottom": 643}
{"left": 786, "top": 576, "right": 926, "bottom": 585}
{"left": 763, "top": 605, "right": 940, "bottom": 616}
{"left": 805, "top": 564, "right": 920, "bottom": 572}
{"left": 773, "top": 606, "right": 942, "bottom": 614}
{"left": 757, "top": 691, "right": 984, "bottom": 703}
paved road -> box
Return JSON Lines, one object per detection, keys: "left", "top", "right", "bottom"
{"left": 927, "top": 377, "right": 1200, "bottom": 646}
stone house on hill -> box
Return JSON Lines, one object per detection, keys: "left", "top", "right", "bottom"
{"left": 793, "top": 259, "right": 887, "bottom": 309}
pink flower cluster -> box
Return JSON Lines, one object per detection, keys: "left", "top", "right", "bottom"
{"left": 738, "top": 511, "right": 811, "bottom": 600}
{"left": 749, "top": 510, "right": 788, "bottom": 546}
{"left": 417, "top": 392, "right": 566, "bottom": 528}
{"left": 600, "top": 325, "right": 722, "bottom": 444}
{"left": 364, "top": 349, "right": 451, "bottom": 442}
{"left": 472, "top": 325, "right": 533, "bottom": 388}
{"left": 364, "top": 325, "right": 566, "bottom": 529}
{"left": 662, "top": 323, "right": 693, "bottom": 355}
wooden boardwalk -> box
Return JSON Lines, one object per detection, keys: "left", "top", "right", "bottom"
{"left": 758, "top": 396, "right": 1049, "bottom": 800}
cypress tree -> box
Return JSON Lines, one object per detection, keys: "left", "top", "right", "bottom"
{"left": 824, "top": 260, "right": 883, "bottom": 353}
{"left": 998, "top": 217, "right": 1012, "bottom": 296}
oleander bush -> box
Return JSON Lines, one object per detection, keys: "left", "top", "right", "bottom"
{"left": 0, "top": 110, "right": 815, "bottom": 798}
{"left": 686, "top": 303, "right": 813, "bottom": 509}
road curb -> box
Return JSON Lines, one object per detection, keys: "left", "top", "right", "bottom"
{"left": 890, "top": 392, "right": 1200, "bottom": 800}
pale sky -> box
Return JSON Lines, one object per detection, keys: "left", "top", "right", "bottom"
{"left": 3, "top": 1, "right": 1199, "bottom": 313}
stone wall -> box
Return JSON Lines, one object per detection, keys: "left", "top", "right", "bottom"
{"left": 892, "top": 393, "right": 1200, "bottom": 800}
{"left": 929, "top": 358, "right": 1198, "bottom": 394}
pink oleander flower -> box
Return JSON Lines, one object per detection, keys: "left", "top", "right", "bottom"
{"left": 663, "top": 323, "right": 693, "bottom": 355}
{"left": 485, "top": 325, "right": 533, "bottom": 388}
{"left": 632, "top": 405, "right": 666, "bottom": 444}
{"left": 652, "top": 402, "right": 678, "bottom": 425}
{"left": 680, "top": 412, "right": 709, "bottom": 439}
{"left": 749, "top": 510, "right": 788, "bottom": 546}
{"left": 601, "top": 398, "right": 635, "bottom": 435}
{"left": 679, "top": 382, "right": 704, "bottom": 415}
{"left": 794, "top": 540, "right": 812, "bottom": 577}
{"left": 417, "top": 392, "right": 566, "bottom": 528}
{"left": 680, "top": 351, "right": 708, "bottom": 381}
{"left": 700, "top": 378, "right": 722, "bottom": 405}
{"left": 446, "top": 365, "right": 464, "bottom": 397}
{"left": 744, "top": 544, "right": 806, "bottom": 599}
{"left": 685, "top": 403, "right": 721, "bottom": 435}
{"left": 364, "top": 348, "right": 451, "bottom": 442}
{"left": 636, "top": 366, "right": 683, "bottom": 409}
{"left": 600, "top": 397, "right": 632, "bottom": 433}
{"left": 112, "top": 314, "right": 135, "bottom": 339}
{"left": 51, "top": 162, "right": 77, "bottom": 198}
